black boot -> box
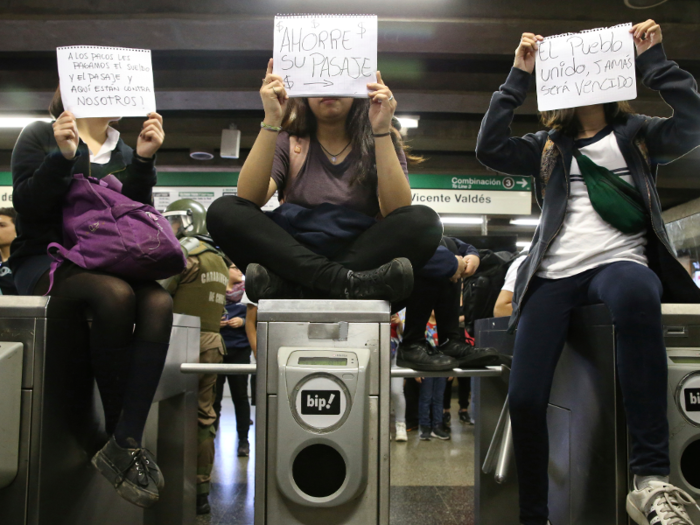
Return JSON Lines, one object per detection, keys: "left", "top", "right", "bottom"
{"left": 245, "top": 263, "right": 303, "bottom": 302}
{"left": 396, "top": 340, "right": 457, "bottom": 371}
{"left": 344, "top": 258, "right": 413, "bottom": 302}
{"left": 91, "top": 436, "right": 160, "bottom": 508}
{"left": 237, "top": 440, "right": 250, "bottom": 457}
{"left": 196, "top": 493, "right": 211, "bottom": 515}
{"left": 438, "top": 339, "right": 501, "bottom": 368}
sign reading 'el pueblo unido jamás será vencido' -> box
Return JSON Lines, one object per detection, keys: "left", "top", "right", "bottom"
{"left": 273, "top": 14, "right": 378, "bottom": 98}
{"left": 535, "top": 23, "right": 637, "bottom": 112}
{"left": 56, "top": 46, "right": 156, "bottom": 118}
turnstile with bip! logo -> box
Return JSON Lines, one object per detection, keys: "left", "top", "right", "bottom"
{"left": 254, "top": 300, "right": 391, "bottom": 525}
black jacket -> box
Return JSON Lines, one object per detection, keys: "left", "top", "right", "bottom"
{"left": 475, "top": 43, "right": 700, "bottom": 332}
{"left": 9, "top": 121, "right": 157, "bottom": 275}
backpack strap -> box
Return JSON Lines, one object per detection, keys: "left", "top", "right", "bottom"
{"left": 287, "top": 135, "right": 310, "bottom": 197}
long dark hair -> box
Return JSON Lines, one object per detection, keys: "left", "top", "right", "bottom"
{"left": 282, "top": 98, "right": 421, "bottom": 186}
{"left": 540, "top": 101, "right": 634, "bottom": 136}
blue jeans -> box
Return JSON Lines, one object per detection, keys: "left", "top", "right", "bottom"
{"left": 418, "top": 377, "right": 447, "bottom": 428}
{"left": 509, "top": 262, "right": 668, "bottom": 525}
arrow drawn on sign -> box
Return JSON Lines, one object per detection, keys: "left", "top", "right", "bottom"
{"left": 284, "top": 76, "right": 294, "bottom": 89}
{"left": 357, "top": 22, "right": 366, "bottom": 38}
{"left": 304, "top": 79, "right": 334, "bottom": 88}
{"left": 517, "top": 180, "right": 528, "bottom": 188}
{"left": 276, "top": 21, "right": 284, "bottom": 33}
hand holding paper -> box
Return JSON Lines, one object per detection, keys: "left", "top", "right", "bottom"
{"left": 514, "top": 33, "right": 544, "bottom": 74}
{"left": 53, "top": 111, "right": 79, "bottom": 160}
{"left": 260, "top": 59, "right": 289, "bottom": 128}
{"left": 367, "top": 71, "right": 397, "bottom": 135}
{"left": 631, "top": 19, "right": 662, "bottom": 56}
{"left": 136, "top": 112, "right": 165, "bottom": 159}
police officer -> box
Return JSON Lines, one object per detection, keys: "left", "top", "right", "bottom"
{"left": 161, "top": 199, "right": 229, "bottom": 515}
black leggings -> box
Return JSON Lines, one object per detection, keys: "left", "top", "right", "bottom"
{"left": 34, "top": 263, "right": 173, "bottom": 443}
{"left": 206, "top": 197, "right": 443, "bottom": 296}
{"left": 34, "top": 262, "right": 173, "bottom": 347}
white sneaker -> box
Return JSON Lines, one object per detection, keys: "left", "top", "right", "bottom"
{"left": 395, "top": 422, "right": 408, "bottom": 442}
{"left": 627, "top": 479, "right": 700, "bottom": 525}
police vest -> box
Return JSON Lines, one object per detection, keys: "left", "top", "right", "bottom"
{"left": 172, "top": 241, "right": 229, "bottom": 333}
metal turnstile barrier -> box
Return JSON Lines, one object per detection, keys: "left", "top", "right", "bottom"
{"left": 0, "top": 297, "right": 200, "bottom": 525}
{"left": 475, "top": 303, "right": 700, "bottom": 525}
{"left": 182, "top": 299, "right": 502, "bottom": 525}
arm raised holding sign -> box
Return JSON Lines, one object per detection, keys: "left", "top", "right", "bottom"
{"left": 476, "top": 20, "right": 700, "bottom": 525}
{"left": 206, "top": 60, "right": 442, "bottom": 306}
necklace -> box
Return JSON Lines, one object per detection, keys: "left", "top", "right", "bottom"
{"left": 319, "top": 140, "right": 351, "bottom": 163}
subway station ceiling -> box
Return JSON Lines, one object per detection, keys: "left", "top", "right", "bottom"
{"left": 1, "top": 0, "right": 700, "bottom": 239}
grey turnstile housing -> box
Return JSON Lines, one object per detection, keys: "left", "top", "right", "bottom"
{"left": 255, "top": 299, "right": 391, "bottom": 525}
{"left": 475, "top": 303, "right": 700, "bottom": 525}
{"left": 0, "top": 296, "right": 200, "bottom": 525}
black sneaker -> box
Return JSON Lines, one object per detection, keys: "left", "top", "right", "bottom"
{"left": 396, "top": 340, "right": 458, "bottom": 371}
{"left": 237, "top": 441, "right": 250, "bottom": 457}
{"left": 141, "top": 448, "right": 165, "bottom": 489}
{"left": 245, "top": 263, "right": 303, "bottom": 303}
{"left": 443, "top": 411, "right": 451, "bottom": 427}
{"left": 438, "top": 339, "right": 501, "bottom": 368}
{"left": 419, "top": 425, "right": 432, "bottom": 440}
{"left": 431, "top": 426, "right": 451, "bottom": 440}
{"left": 196, "top": 493, "right": 211, "bottom": 515}
{"left": 459, "top": 410, "right": 474, "bottom": 425}
{"left": 91, "top": 436, "right": 159, "bottom": 508}
{"left": 345, "top": 258, "right": 413, "bottom": 302}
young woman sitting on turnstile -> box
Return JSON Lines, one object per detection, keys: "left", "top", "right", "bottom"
{"left": 476, "top": 20, "right": 700, "bottom": 525}
{"left": 9, "top": 89, "right": 171, "bottom": 508}
{"left": 206, "top": 60, "right": 443, "bottom": 306}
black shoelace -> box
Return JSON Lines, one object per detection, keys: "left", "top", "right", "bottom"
{"left": 122, "top": 449, "right": 151, "bottom": 488}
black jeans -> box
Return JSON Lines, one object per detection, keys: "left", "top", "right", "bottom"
{"left": 510, "top": 262, "right": 668, "bottom": 525}
{"left": 214, "top": 346, "right": 252, "bottom": 442}
{"left": 206, "top": 197, "right": 443, "bottom": 296}
{"left": 444, "top": 377, "right": 471, "bottom": 411}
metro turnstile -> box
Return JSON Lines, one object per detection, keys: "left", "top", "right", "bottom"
{"left": 0, "top": 296, "right": 200, "bottom": 525}
{"left": 475, "top": 303, "right": 700, "bottom": 525}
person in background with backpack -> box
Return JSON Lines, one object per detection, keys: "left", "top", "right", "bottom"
{"left": 206, "top": 61, "right": 443, "bottom": 353}
{"left": 476, "top": 20, "right": 700, "bottom": 525}
{"left": 160, "top": 199, "right": 229, "bottom": 516}
{"left": 9, "top": 88, "right": 170, "bottom": 508}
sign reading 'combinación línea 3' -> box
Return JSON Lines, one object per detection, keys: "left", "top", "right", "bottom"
{"left": 408, "top": 174, "right": 532, "bottom": 215}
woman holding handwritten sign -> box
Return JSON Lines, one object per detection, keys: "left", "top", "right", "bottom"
{"left": 9, "top": 89, "right": 170, "bottom": 508}
{"left": 476, "top": 20, "right": 700, "bottom": 525}
{"left": 207, "top": 60, "right": 442, "bottom": 306}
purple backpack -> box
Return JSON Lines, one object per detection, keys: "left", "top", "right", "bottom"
{"left": 46, "top": 173, "right": 186, "bottom": 292}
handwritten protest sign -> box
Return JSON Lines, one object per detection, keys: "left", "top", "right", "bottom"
{"left": 535, "top": 23, "right": 636, "bottom": 112}
{"left": 56, "top": 46, "right": 156, "bottom": 118}
{"left": 273, "top": 14, "right": 378, "bottom": 98}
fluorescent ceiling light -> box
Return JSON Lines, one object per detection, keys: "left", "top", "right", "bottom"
{"left": 0, "top": 117, "right": 52, "bottom": 128}
{"left": 510, "top": 218, "right": 540, "bottom": 226}
{"left": 516, "top": 241, "right": 531, "bottom": 248}
{"left": 440, "top": 217, "right": 483, "bottom": 225}
{"left": 396, "top": 116, "right": 419, "bottom": 129}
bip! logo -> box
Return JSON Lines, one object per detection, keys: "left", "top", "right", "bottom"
{"left": 301, "top": 390, "right": 341, "bottom": 415}
{"left": 685, "top": 388, "right": 700, "bottom": 412}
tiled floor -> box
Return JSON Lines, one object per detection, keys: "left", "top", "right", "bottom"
{"left": 197, "top": 396, "right": 476, "bottom": 525}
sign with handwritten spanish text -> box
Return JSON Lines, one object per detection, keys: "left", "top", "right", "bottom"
{"left": 273, "top": 14, "right": 378, "bottom": 98}
{"left": 535, "top": 23, "right": 636, "bottom": 112}
{"left": 56, "top": 46, "right": 156, "bottom": 118}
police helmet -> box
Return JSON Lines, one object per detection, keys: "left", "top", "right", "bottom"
{"left": 163, "top": 199, "right": 208, "bottom": 238}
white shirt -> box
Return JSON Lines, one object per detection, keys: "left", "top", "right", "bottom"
{"left": 90, "top": 126, "right": 120, "bottom": 165}
{"left": 537, "top": 128, "right": 647, "bottom": 279}
{"left": 502, "top": 255, "right": 527, "bottom": 293}
{"left": 239, "top": 291, "right": 257, "bottom": 307}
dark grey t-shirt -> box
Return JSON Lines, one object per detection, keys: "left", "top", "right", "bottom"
{"left": 270, "top": 131, "right": 409, "bottom": 218}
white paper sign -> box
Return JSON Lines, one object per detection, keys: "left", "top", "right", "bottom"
{"left": 56, "top": 46, "right": 156, "bottom": 118}
{"left": 273, "top": 14, "right": 378, "bottom": 98}
{"left": 535, "top": 23, "right": 636, "bottom": 112}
